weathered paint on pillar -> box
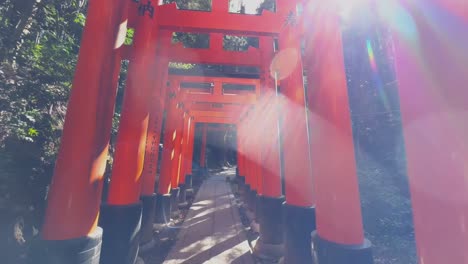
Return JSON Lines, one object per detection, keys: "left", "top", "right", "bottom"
{"left": 390, "top": 2, "right": 468, "bottom": 263}
{"left": 305, "top": 4, "right": 365, "bottom": 245}
{"left": 277, "top": 23, "right": 314, "bottom": 207}
{"left": 42, "top": 0, "right": 127, "bottom": 240}
{"left": 107, "top": 7, "right": 158, "bottom": 205}
{"left": 140, "top": 31, "right": 171, "bottom": 196}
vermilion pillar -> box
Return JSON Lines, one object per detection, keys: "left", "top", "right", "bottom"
{"left": 168, "top": 107, "right": 185, "bottom": 213}
{"left": 39, "top": 0, "right": 127, "bottom": 263}
{"left": 184, "top": 117, "right": 196, "bottom": 197}
{"left": 139, "top": 32, "right": 170, "bottom": 246}
{"left": 244, "top": 110, "right": 255, "bottom": 193}
{"left": 100, "top": 3, "right": 159, "bottom": 263}
{"left": 306, "top": 3, "right": 373, "bottom": 263}
{"left": 277, "top": 10, "right": 315, "bottom": 263}
{"left": 178, "top": 114, "right": 194, "bottom": 204}
{"left": 254, "top": 36, "right": 284, "bottom": 260}
{"left": 139, "top": 102, "right": 163, "bottom": 247}
{"left": 242, "top": 108, "right": 259, "bottom": 213}
{"left": 241, "top": 112, "right": 251, "bottom": 188}
{"left": 237, "top": 116, "right": 249, "bottom": 203}
{"left": 155, "top": 98, "right": 178, "bottom": 223}
{"left": 141, "top": 105, "right": 164, "bottom": 195}
{"left": 391, "top": 2, "right": 468, "bottom": 264}
{"left": 140, "top": 31, "right": 171, "bottom": 198}
{"left": 178, "top": 113, "right": 190, "bottom": 185}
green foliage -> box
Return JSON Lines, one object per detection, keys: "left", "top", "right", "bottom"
{"left": 169, "top": 62, "right": 195, "bottom": 70}
{"left": 163, "top": 0, "right": 211, "bottom": 11}
{"left": 0, "top": 2, "right": 88, "bottom": 256}
{"left": 125, "top": 28, "right": 135, "bottom": 45}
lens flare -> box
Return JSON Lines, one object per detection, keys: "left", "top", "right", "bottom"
{"left": 366, "top": 39, "right": 390, "bottom": 111}
{"left": 366, "top": 39, "right": 377, "bottom": 72}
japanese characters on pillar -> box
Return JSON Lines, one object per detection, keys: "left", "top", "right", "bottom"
{"left": 390, "top": 1, "right": 468, "bottom": 263}
{"left": 140, "top": 31, "right": 172, "bottom": 196}
{"left": 106, "top": 1, "right": 159, "bottom": 206}
{"left": 42, "top": 0, "right": 128, "bottom": 241}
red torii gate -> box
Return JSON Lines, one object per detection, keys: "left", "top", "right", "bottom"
{"left": 36, "top": 1, "right": 468, "bottom": 264}
{"left": 151, "top": 75, "right": 254, "bottom": 227}
{"left": 36, "top": 2, "right": 370, "bottom": 264}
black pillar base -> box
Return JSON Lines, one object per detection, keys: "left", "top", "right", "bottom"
{"left": 259, "top": 196, "right": 285, "bottom": 245}
{"left": 312, "top": 231, "right": 373, "bottom": 264}
{"left": 140, "top": 194, "right": 157, "bottom": 246}
{"left": 247, "top": 189, "right": 258, "bottom": 213}
{"left": 170, "top": 187, "right": 180, "bottom": 213}
{"left": 201, "top": 167, "right": 208, "bottom": 179}
{"left": 154, "top": 194, "right": 171, "bottom": 224}
{"left": 237, "top": 175, "right": 245, "bottom": 186}
{"left": 193, "top": 169, "right": 202, "bottom": 185}
{"left": 30, "top": 227, "right": 102, "bottom": 264}
{"left": 178, "top": 184, "right": 188, "bottom": 208}
{"left": 283, "top": 202, "right": 316, "bottom": 264}
{"left": 255, "top": 194, "right": 262, "bottom": 222}
{"left": 235, "top": 176, "right": 245, "bottom": 195}
{"left": 241, "top": 184, "right": 251, "bottom": 204}
{"left": 99, "top": 203, "right": 142, "bottom": 264}
{"left": 185, "top": 174, "right": 194, "bottom": 198}
{"left": 253, "top": 196, "right": 285, "bottom": 260}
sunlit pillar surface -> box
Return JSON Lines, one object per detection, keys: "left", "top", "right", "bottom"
{"left": 237, "top": 116, "right": 249, "bottom": 203}
{"left": 178, "top": 114, "right": 193, "bottom": 205}
{"left": 253, "top": 36, "right": 285, "bottom": 261}
{"left": 140, "top": 30, "right": 171, "bottom": 198}
{"left": 389, "top": 1, "right": 468, "bottom": 263}
{"left": 39, "top": 0, "right": 127, "bottom": 263}
{"left": 100, "top": 3, "right": 160, "bottom": 263}
{"left": 184, "top": 117, "right": 196, "bottom": 197}
{"left": 155, "top": 97, "right": 178, "bottom": 224}
{"left": 305, "top": 2, "right": 373, "bottom": 263}
{"left": 168, "top": 107, "right": 185, "bottom": 213}
{"left": 138, "top": 33, "right": 170, "bottom": 246}
{"left": 241, "top": 110, "right": 258, "bottom": 213}
{"left": 277, "top": 9, "right": 315, "bottom": 264}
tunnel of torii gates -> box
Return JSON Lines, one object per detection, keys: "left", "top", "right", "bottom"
{"left": 34, "top": 0, "right": 467, "bottom": 264}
